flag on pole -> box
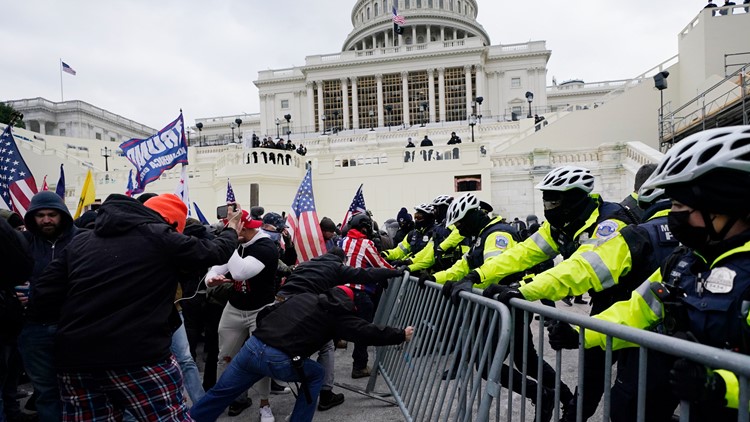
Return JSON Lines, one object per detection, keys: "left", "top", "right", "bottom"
{"left": 41, "top": 176, "right": 49, "bottom": 191}
{"left": 341, "top": 184, "right": 366, "bottom": 228}
{"left": 393, "top": 5, "right": 405, "bottom": 34}
{"left": 62, "top": 61, "right": 77, "bottom": 75}
{"left": 193, "top": 202, "right": 209, "bottom": 225}
{"left": 125, "top": 169, "right": 135, "bottom": 197}
{"left": 55, "top": 164, "right": 65, "bottom": 199}
{"left": 74, "top": 169, "right": 96, "bottom": 219}
{"left": 175, "top": 165, "right": 191, "bottom": 216}
{"left": 226, "top": 179, "right": 236, "bottom": 203}
{"left": 0, "top": 125, "right": 38, "bottom": 215}
{"left": 287, "top": 168, "right": 325, "bottom": 263}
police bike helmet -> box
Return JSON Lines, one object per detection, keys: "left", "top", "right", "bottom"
{"left": 414, "top": 203, "right": 435, "bottom": 215}
{"left": 431, "top": 195, "right": 454, "bottom": 207}
{"left": 445, "top": 193, "right": 480, "bottom": 227}
{"left": 349, "top": 213, "right": 374, "bottom": 235}
{"left": 535, "top": 165, "right": 595, "bottom": 193}
{"left": 641, "top": 126, "right": 750, "bottom": 217}
{"left": 636, "top": 185, "right": 666, "bottom": 209}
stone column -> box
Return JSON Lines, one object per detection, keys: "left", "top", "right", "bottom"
{"left": 385, "top": 30, "right": 390, "bottom": 47}
{"left": 412, "top": 26, "right": 417, "bottom": 44}
{"left": 427, "top": 68, "right": 436, "bottom": 123}
{"left": 440, "top": 26, "right": 445, "bottom": 42}
{"left": 398, "top": 33, "right": 403, "bottom": 47}
{"left": 453, "top": 28, "right": 458, "bottom": 40}
{"left": 316, "top": 81, "right": 325, "bottom": 131}
{"left": 475, "top": 64, "right": 485, "bottom": 104}
{"left": 426, "top": 25, "right": 431, "bottom": 42}
{"left": 438, "top": 67, "right": 446, "bottom": 122}
{"left": 401, "top": 71, "right": 410, "bottom": 126}
{"left": 376, "top": 74, "right": 384, "bottom": 127}
{"left": 305, "top": 82, "right": 315, "bottom": 131}
{"left": 372, "top": 34, "right": 377, "bottom": 49}
{"left": 341, "top": 78, "right": 350, "bottom": 130}
{"left": 351, "top": 77, "right": 360, "bottom": 129}
{"left": 465, "top": 65, "right": 473, "bottom": 119}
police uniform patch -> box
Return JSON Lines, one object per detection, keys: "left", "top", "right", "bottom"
{"left": 704, "top": 267, "right": 735, "bottom": 294}
{"left": 422, "top": 235, "right": 430, "bottom": 242}
{"left": 495, "top": 236, "right": 509, "bottom": 249}
{"left": 595, "top": 220, "right": 618, "bottom": 240}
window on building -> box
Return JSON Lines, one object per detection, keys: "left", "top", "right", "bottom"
{"left": 457, "top": 1, "right": 461, "bottom": 13}
{"left": 512, "top": 106, "right": 523, "bottom": 116}
{"left": 455, "top": 175, "right": 482, "bottom": 192}
{"left": 511, "top": 77, "right": 521, "bottom": 88}
{"left": 375, "top": 3, "right": 379, "bottom": 16}
{"left": 110, "top": 137, "right": 116, "bottom": 142}
{"left": 439, "top": 0, "right": 444, "bottom": 8}
{"left": 407, "top": 70, "right": 429, "bottom": 125}
{"left": 281, "top": 99, "right": 289, "bottom": 109}
{"left": 428, "top": 0, "right": 433, "bottom": 7}
{"left": 366, "top": 6, "right": 370, "bottom": 19}
{"left": 405, "top": 0, "right": 410, "bottom": 8}
{"left": 357, "top": 76, "right": 377, "bottom": 129}
{"left": 417, "top": 0, "right": 422, "bottom": 7}
{"left": 59, "top": 128, "right": 66, "bottom": 136}
{"left": 95, "top": 133, "right": 102, "bottom": 140}
{"left": 444, "top": 66, "right": 467, "bottom": 122}
{"left": 449, "top": 0, "right": 453, "bottom": 11}
{"left": 383, "top": 73, "right": 403, "bottom": 127}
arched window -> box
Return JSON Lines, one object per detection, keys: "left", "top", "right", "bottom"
{"left": 428, "top": 0, "right": 433, "bottom": 7}
{"left": 366, "top": 6, "right": 370, "bottom": 19}
{"left": 417, "top": 35, "right": 424, "bottom": 43}
{"left": 457, "top": 1, "right": 461, "bottom": 13}
{"left": 416, "top": 0, "right": 422, "bottom": 7}
{"left": 374, "top": 3, "right": 379, "bottom": 16}
{"left": 405, "top": 0, "right": 410, "bottom": 8}
{"left": 449, "top": 0, "right": 453, "bottom": 11}
{"left": 439, "top": 0, "right": 444, "bottom": 8}
{"left": 405, "top": 36, "right": 412, "bottom": 45}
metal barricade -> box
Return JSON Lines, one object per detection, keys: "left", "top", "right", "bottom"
{"left": 363, "top": 273, "right": 513, "bottom": 422}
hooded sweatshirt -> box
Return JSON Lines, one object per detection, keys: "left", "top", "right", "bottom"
{"left": 31, "top": 194, "right": 237, "bottom": 371}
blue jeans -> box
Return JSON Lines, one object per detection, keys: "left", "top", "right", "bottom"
{"left": 191, "top": 336, "right": 324, "bottom": 422}
{"left": 171, "top": 313, "right": 205, "bottom": 403}
{"left": 18, "top": 323, "right": 61, "bottom": 422}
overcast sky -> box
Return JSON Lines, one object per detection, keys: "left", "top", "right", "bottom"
{"left": 2, "top": 1, "right": 703, "bottom": 130}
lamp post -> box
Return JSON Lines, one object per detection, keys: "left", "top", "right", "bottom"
{"left": 385, "top": 105, "right": 393, "bottom": 131}
{"left": 100, "top": 146, "right": 111, "bottom": 172}
{"left": 275, "top": 118, "right": 280, "bottom": 139}
{"left": 653, "top": 71, "right": 670, "bottom": 147}
{"left": 196, "top": 122, "right": 203, "bottom": 146}
{"left": 469, "top": 114, "right": 477, "bottom": 143}
{"left": 284, "top": 114, "right": 292, "bottom": 140}
{"left": 230, "top": 122, "right": 236, "bottom": 143}
{"left": 475, "top": 96, "right": 484, "bottom": 123}
{"left": 369, "top": 109, "right": 375, "bottom": 131}
{"left": 525, "top": 91, "right": 534, "bottom": 119}
{"left": 321, "top": 114, "right": 327, "bottom": 135}
{"left": 420, "top": 101, "right": 428, "bottom": 127}
{"left": 235, "top": 118, "right": 243, "bottom": 144}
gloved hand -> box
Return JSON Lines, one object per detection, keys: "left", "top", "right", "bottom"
{"left": 377, "top": 278, "right": 390, "bottom": 290}
{"left": 669, "top": 359, "right": 727, "bottom": 405}
{"left": 547, "top": 322, "right": 579, "bottom": 350}
{"left": 482, "top": 284, "right": 524, "bottom": 306}
{"left": 461, "top": 271, "right": 481, "bottom": 285}
{"left": 418, "top": 273, "right": 435, "bottom": 290}
{"left": 441, "top": 280, "right": 473, "bottom": 305}
{"left": 391, "top": 259, "right": 412, "bottom": 267}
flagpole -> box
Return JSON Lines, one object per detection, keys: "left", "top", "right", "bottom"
{"left": 59, "top": 58, "right": 64, "bottom": 101}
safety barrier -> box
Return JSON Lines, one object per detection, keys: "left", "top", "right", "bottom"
{"left": 355, "top": 274, "right": 750, "bottom": 422}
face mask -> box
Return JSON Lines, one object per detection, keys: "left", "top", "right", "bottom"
{"left": 263, "top": 229, "right": 281, "bottom": 243}
{"left": 544, "top": 207, "right": 568, "bottom": 229}
{"left": 668, "top": 210, "right": 710, "bottom": 250}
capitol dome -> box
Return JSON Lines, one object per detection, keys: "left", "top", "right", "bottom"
{"left": 343, "top": 0, "right": 490, "bottom": 51}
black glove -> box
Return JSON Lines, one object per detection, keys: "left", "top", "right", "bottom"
{"left": 396, "top": 265, "right": 410, "bottom": 274}
{"left": 391, "top": 259, "right": 412, "bottom": 267}
{"left": 547, "top": 322, "right": 579, "bottom": 350}
{"left": 482, "top": 284, "right": 524, "bottom": 305}
{"left": 418, "top": 273, "right": 435, "bottom": 290}
{"left": 377, "top": 278, "right": 390, "bottom": 290}
{"left": 442, "top": 280, "right": 473, "bottom": 305}
{"left": 669, "top": 359, "right": 726, "bottom": 405}
{"left": 461, "top": 271, "right": 481, "bottom": 285}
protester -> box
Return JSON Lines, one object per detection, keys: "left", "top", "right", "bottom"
{"left": 190, "top": 286, "right": 413, "bottom": 422}
{"left": 30, "top": 193, "right": 239, "bottom": 421}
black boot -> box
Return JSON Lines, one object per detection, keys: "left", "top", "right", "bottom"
{"left": 532, "top": 387, "right": 555, "bottom": 422}
{"left": 317, "top": 390, "right": 345, "bottom": 411}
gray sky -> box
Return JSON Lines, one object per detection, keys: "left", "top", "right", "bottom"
{"left": 1, "top": 1, "right": 702, "bottom": 129}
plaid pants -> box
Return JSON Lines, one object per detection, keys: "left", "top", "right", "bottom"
{"left": 58, "top": 355, "right": 192, "bottom": 422}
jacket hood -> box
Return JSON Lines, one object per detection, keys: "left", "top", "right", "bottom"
{"left": 346, "top": 228, "right": 368, "bottom": 239}
{"left": 24, "top": 191, "right": 74, "bottom": 235}
{"left": 94, "top": 194, "right": 170, "bottom": 237}
{"left": 319, "top": 287, "right": 356, "bottom": 314}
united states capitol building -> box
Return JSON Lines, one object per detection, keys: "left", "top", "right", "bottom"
{"left": 5, "top": 2, "right": 749, "bottom": 222}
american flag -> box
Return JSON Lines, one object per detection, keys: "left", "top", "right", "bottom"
{"left": 226, "top": 179, "right": 236, "bottom": 202}
{"left": 0, "top": 126, "right": 38, "bottom": 215}
{"left": 175, "top": 165, "right": 191, "bottom": 216}
{"left": 341, "top": 184, "right": 366, "bottom": 228}
{"left": 62, "top": 61, "right": 76, "bottom": 76}
{"left": 392, "top": 5, "right": 406, "bottom": 25}
{"left": 288, "top": 168, "right": 326, "bottom": 263}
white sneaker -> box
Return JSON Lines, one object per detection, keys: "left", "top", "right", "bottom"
{"left": 259, "top": 405, "right": 275, "bottom": 422}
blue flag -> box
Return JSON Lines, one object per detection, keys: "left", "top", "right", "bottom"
{"left": 193, "top": 202, "right": 210, "bottom": 225}
{"left": 55, "top": 164, "right": 65, "bottom": 199}
{"left": 125, "top": 169, "right": 135, "bottom": 197}
{"left": 120, "top": 113, "right": 188, "bottom": 194}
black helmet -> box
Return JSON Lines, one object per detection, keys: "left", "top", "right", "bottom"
{"left": 349, "top": 213, "right": 373, "bottom": 234}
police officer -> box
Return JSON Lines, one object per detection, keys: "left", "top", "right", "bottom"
{"left": 469, "top": 165, "right": 637, "bottom": 419}
{"left": 561, "top": 126, "right": 750, "bottom": 420}
{"left": 404, "top": 195, "right": 468, "bottom": 274}
{"left": 383, "top": 203, "right": 437, "bottom": 263}
{"left": 488, "top": 183, "right": 679, "bottom": 421}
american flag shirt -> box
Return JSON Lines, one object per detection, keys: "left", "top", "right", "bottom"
{"left": 341, "top": 228, "right": 393, "bottom": 294}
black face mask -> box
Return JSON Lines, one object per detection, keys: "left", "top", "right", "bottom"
{"left": 544, "top": 207, "right": 568, "bottom": 229}
{"left": 457, "top": 209, "right": 486, "bottom": 238}
{"left": 668, "top": 210, "right": 710, "bottom": 250}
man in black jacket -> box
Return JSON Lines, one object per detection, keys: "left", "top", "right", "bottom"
{"left": 190, "top": 286, "right": 413, "bottom": 422}
{"left": 31, "top": 193, "right": 239, "bottom": 421}
{"left": 276, "top": 248, "right": 401, "bottom": 411}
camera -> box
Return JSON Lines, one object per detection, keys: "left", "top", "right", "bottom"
{"left": 216, "top": 203, "right": 238, "bottom": 219}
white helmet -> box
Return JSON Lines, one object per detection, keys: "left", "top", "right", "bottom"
{"left": 641, "top": 126, "right": 750, "bottom": 190}
{"left": 535, "top": 166, "right": 595, "bottom": 193}
{"left": 636, "top": 185, "right": 666, "bottom": 207}
{"left": 414, "top": 203, "right": 435, "bottom": 215}
{"left": 445, "top": 193, "right": 480, "bottom": 227}
{"left": 431, "top": 195, "right": 453, "bottom": 206}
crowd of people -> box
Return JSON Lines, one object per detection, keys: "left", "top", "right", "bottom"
{"left": 1, "top": 126, "right": 749, "bottom": 422}
{"left": 250, "top": 135, "right": 307, "bottom": 156}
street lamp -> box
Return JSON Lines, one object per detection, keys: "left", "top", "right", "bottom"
{"left": 275, "top": 118, "right": 280, "bottom": 139}
{"left": 321, "top": 114, "right": 327, "bottom": 135}
{"left": 420, "top": 101, "right": 428, "bottom": 127}
{"left": 653, "top": 71, "right": 669, "bottom": 146}
{"left": 196, "top": 122, "right": 203, "bottom": 146}
{"left": 230, "top": 122, "right": 236, "bottom": 143}
{"left": 101, "top": 146, "right": 112, "bottom": 172}
{"left": 469, "top": 114, "right": 477, "bottom": 143}
{"left": 385, "top": 105, "right": 393, "bottom": 131}
{"left": 525, "top": 91, "right": 534, "bottom": 119}
{"left": 369, "top": 109, "right": 375, "bottom": 131}
{"left": 475, "top": 96, "right": 484, "bottom": 123}
{"left": 284, "top": 114, "right": 292, "bottom": 140}
{"left": 235, "top": 118, "right": 243, "bottom": 144}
